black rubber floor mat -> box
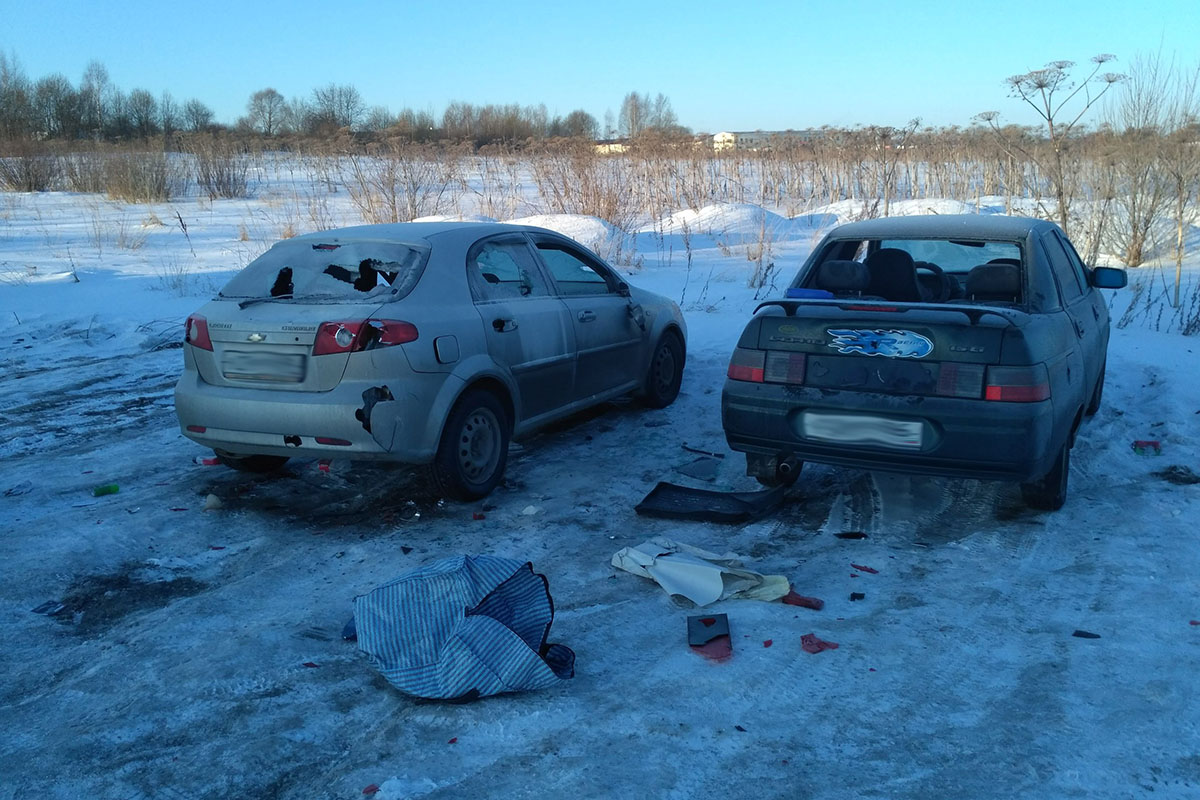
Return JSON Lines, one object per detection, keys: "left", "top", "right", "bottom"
{"left": 634, "top": 482, "right": 787, "bottom": 523}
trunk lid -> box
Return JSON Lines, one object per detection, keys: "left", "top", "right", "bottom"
{"left": 751, "top": 300, "right": 1027, "bottom": 398}
{"left": 192, "top": 299, "right": 387, "bottom": 392}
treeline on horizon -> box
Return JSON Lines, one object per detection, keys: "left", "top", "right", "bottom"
{"left": 1, "top": 51, "right": 1198, "bottom": 280}
{"left": 0, "top": 55, "right": 694, "bottom": 146}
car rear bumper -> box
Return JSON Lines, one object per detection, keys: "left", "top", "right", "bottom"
{"left": 174, "top": 370, "right": 442, "bottom": 463}
{"left": 721, "top": 380, "right": 1059, "bottom": 482}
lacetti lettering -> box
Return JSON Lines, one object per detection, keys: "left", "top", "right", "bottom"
{"left": 827, "top": 329, "right": 934, "bottom": 359}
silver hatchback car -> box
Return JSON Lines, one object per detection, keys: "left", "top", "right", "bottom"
{"left": 175, "top": 222, "right": 686, "bottom": 499}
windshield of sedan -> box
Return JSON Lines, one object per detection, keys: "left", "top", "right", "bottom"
{"left": 218, "top": 240, "right": 430, "bottom": 303}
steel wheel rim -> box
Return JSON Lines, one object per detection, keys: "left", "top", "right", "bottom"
{"left": 652, "top": 343, "right": 676, "bottom": 395}
{"left": 457, "top": 407, "right": 502, "bottom": 482}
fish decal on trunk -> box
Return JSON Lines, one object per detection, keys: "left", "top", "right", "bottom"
{"left": 827, "top": 329, "right": 933, "bottom": 359}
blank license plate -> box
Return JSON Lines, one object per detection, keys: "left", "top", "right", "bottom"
{"left": 802, "top": 412, "right": 923, "bottom": 450}
{"left": 223, "top": 350, "right": 306, "bottom": 382}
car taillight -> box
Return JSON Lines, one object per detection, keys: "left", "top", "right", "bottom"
{"left": 185, "top": 314, "right": 212, "bottom": 351}
{"left": 764, "top": 351, "right": 806, "bottom": 384}
{"left": 312, "top": 319, "right": 418, "bottom": 356}
{"left": 936, "top": 362, "right": 985, "bottom": 399}
{"left": 727, "top": 348, "right": 765, "bottom": 382}
{"left": 985, "top": 364, "right": 1050, "bottom": 402}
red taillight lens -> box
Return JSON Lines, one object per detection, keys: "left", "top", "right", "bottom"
{"left": 985, "top": 365, "right": 1050, "bottom": 402}
{"left": 185, "top": 314, "right": 212, "bottom": 351}
{"left": 312, "top": 320, "right": 418, "bottom": 356}
{"left": 727, "top": 348, "right": 766, "bottom": 382}
{"left": 764, "top": 351, "right": 806, "bottom": 384}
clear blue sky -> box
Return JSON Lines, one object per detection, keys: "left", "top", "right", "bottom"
{"left": 3, "top": 0, "right": 1197, "bottom": 133}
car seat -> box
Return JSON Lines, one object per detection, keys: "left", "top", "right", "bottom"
{"left": 865, "top": 248, "right": 924, "bottom": 302}
{"left": 814, "top": 260, "right": 871, "bottom": 297}
{"left": 965, "top": 263, "right": 1021, "bottom": 304}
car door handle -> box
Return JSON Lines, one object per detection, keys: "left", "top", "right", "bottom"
{"left": 577, "top": 310, "right": 596, "bottom": 323}
{"left": 492, "top": 318, "right": 518, "bottom": 333}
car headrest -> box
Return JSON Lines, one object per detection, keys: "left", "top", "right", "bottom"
{"left": 966, "top": 263, "right": 1021, "bottom": 299}
{"left": 815, "top": 260, "right": 869, "bottom": 292}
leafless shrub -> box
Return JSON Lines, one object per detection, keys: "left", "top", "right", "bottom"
{"left": 530, "top": 142, "right": 638, "bottom": 230}
{"left": 188, "top": 134, "right": 252, "bottom": 199}
{"left": 345, "top": 140, "right": 459, "bottom": 223}
{"left": 103, "top": 149, "right": 186, "bottom": 202}
{"left": 0, "top": 139, "right": 60, "bottom": 191}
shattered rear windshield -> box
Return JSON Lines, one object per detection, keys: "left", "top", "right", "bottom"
{"left": 218, "top": 240, "right": 430, "bottom": 302}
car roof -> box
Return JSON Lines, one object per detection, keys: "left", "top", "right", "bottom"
{"left": 289, "top": 221, "right": 555, "bottom": 246}
{"left": 828, "top": 214, "right": 1056, "bottom": 241}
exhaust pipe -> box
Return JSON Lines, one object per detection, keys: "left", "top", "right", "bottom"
{"left": 777, "top": 456, "right": 799, "bottom": 477}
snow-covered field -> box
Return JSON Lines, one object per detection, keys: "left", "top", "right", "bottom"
{"left": 2, "top": 171, "right": 1199, "bottom": 800}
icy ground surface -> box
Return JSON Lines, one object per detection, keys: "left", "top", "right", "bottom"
{"left": 1, "top": 189, "right": 1199, "bottom": 799}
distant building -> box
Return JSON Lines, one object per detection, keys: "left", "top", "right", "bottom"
{"left": 593, "top": 139, "right": 629, "bottom": 155}
{"left": 713, "top": 130, "right": 822, "bottom": 152}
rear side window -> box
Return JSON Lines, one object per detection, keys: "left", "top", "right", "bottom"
{"left": 468, "top": 239, "right": 550, "bottom": 300}
{"left": 219, "top": 240, "right": 430, "bottom": 302}
{"left": 1041, "top": 232, "right": 1084, "bottom": 303}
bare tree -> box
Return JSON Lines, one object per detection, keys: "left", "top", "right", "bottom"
{"left": 0, "top": 51, "right": 34, "bottom": 138}
{"left": 127, "top": 88, "right": 159, "bottom": 138}
{"left": 1104, "top": 54, "right": 1172, "bottom": 266}
{"left": 33, "top": 73, "right": 80, "bottom": 139}
{"left": 159, "top": 91, "right": 181, "bottom": 139}
{"left": 1158, "top": 60, "right": 1200, "bottom": 306}
{"left": 183, "top": 98, "right": 214, "bottom": 132}
{"left": 618, "top": 92, "right": 646, "bottom": 137}
{"left": 979, "top": 55, "right": 1124, "bottom": 235}
{"left": 79, "top": 60, "right": 109, "bottom": 138}
{"left": 247, "top": 88, "right": 285, "bottom": 136}
{"left": 311, "top": 83, "right": 364, "bottom": 131}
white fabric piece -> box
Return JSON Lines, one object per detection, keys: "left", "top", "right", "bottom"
{"left": 611, "top": 537, "right": 790, "bottom": 606}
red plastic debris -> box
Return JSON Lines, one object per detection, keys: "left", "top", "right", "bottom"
{"left": 1190, "top": 620, "right": 1199, "bottom": 626}
{"left": 869, "top": 668, "right": 876, "bottom": 672}
{"left": 317, "top": 461, "right": 331, "bottom": 473}
{"left": 302, "top": 661, "right": 319, "bottom": 668}
{"left": 691, "top": 635, "right": 733, "bottom": 662}
{"left": 195, "top": 456, "right": 220, "bottom": 466}
{"left": 699, "top": 617, "right": 717, "bottom": 627}
{"left": 169, "top": 507, "right": 188, "bottom": 512}
{"left": 448, "top": 737, "right": 458, "bottom": 744}
{"left": 800, "top": 633, "right": 839, "bottom": 654}
{"left": 850, "top": 563, "right": 879, "bottom": 574}
{"left": 362, "top": 785, "right": 379, "bottom": 796}
{"left": 209, "top": 545, "right": 226, "bottom": 551}
{"left": 1132, "top": 439, "right": 1162, "bottom": 455}
{"left": 763, "top": 639, "right": 773, "bottom": 648}
{"left": 472, "top": 512, "right": 486, "bottom": 520}
{"left": 782, "top": 590, "right": 824, "bottom": 610}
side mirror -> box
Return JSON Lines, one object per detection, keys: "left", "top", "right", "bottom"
{"left": 1091, "top": 267, "right": 1128, "bottom": 290}
{"left": 616, "top": 281, "right": 631, "bottom": 298}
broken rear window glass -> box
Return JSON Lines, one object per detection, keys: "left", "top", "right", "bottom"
{"left": 219, "top": 240, "right": 431, "bottom": 302}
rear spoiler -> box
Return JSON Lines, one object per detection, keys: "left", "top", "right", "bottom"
{"left": 753, "top": 298, "right": 1024, "bottom": 327}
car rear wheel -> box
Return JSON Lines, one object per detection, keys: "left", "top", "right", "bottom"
{"left": 214, "top": 451, "right": 290, "bottom": 473}
{"left": 640, "top": 330, "right": 684, "bottom": 409}
{"left": 430, "top": 389, "right": 510, "bottom": 501}
{"left": 1020, "top": 441, "right": 1070, "bottom": 511}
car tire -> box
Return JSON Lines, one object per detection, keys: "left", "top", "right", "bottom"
{"left": 429, "top": 389, "right": 510, "bottom": 501}
{"left": 1085, "top": 361, "right": 1105, "bottom": 416}
{"left": 640, "top": 330, "right": 684, "bottom": 409}
{"left": 214, "top": 452, "right": 290, "bottom": 473}
{"left": 1020, "top": 441, "right": 1070, "bottom": 511}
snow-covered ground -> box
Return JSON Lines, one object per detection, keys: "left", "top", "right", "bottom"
{"left": 2, "top": 175, "right": 1199, "bottom": 800}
